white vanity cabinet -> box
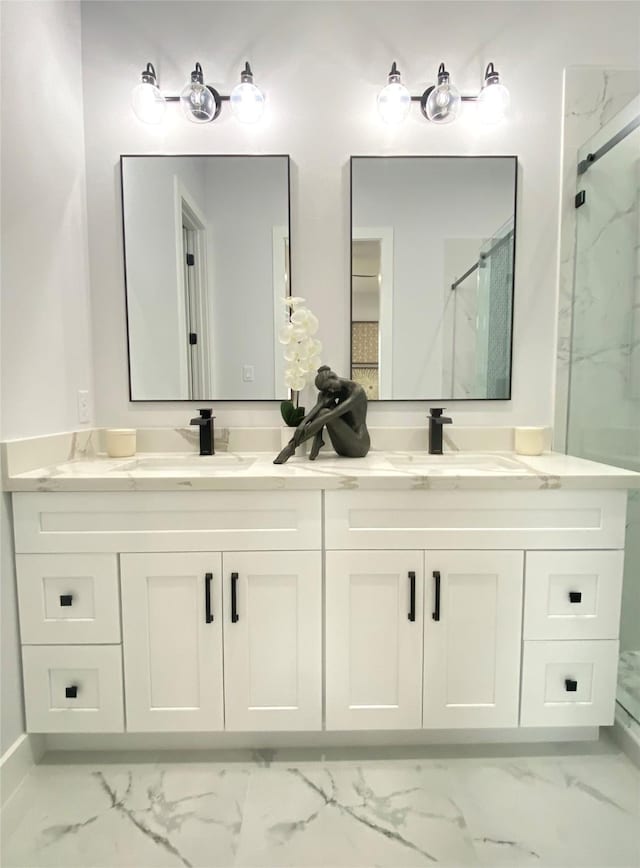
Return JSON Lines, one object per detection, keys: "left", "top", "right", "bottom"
{"left": 222, "top": 551, "right": 322, "bottom": 731}
{"left": 121, "top": 553, "right": 224, "bottom": 732}
{"left": 121, "top": 550, "right": 322, "bottom": 732}
{"left": 12, "top": 484, "right": 628, "bottom": 739}
{"left": 325, "top": 549, "right": 524, "bottom": 730}
{"left": 14, "top": 491, "right": 323, "bottom": 735}
{"left": 423, "top": 551, "right": 524, "bottom": 729}
{"left": 325, "top": 551, "right": 424, "bottom": 730}
{"left": 325, "top": 489, "right": 627, "bottom": 733}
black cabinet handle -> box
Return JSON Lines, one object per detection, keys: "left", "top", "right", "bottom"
{"left": 59, "top": 594, "right": 73, "bottom": 607}
{"left": 569, "top": 591, "right": 582, "bottom": 604}
{"left": 408, "top": 571, "right": 416, "bottom": 622}
{"left": 565, "top": 678, "right": 578, "bottom": 692}
{"left": 432, "top": 571, "right": 441, "bottom": 621}
{"left": 231, "top": 572, "right": 239, "bottom": 623}
{"left": 65, "top": 685, "right": 78, "bottom": 699}
{"left": 205, "top": 573, "right": 214, "bottom": 623}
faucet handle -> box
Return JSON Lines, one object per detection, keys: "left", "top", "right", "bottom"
{"left": 429, "top": 408, "right": 446, "bottom": 418}
{"left": 197, "top": 408, "right": 213, "bottom": 419}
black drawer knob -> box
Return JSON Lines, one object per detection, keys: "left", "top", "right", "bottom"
{"left": 65, "top": 685, "right": 78, "bottom": 699}
{"left": 568, "top": 591, "right": 582, "bottom": 604}
{"left": 59, "top": 594, "right": 73, "bottom": 607}
{"left": 565, "top": 678, "right": 578, "bottom": 693}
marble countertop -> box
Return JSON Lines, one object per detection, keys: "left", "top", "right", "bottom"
{"left": 4, "top": 449, "right": 640, "bottom": 492}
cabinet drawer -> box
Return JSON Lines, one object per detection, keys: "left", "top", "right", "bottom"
{"left": 22, "top": 645, "right": 124, "bottom": 733}
{"left": 520, "top": 640, "right": 618, "bottom": 727}
{"left": 17, "top": 554, "right": 121, "bottom": 644}
{"left": 13, "top": 491, "right": 321, "bottom": 553}
{"left": 325, "top": 490, "right": 626, "bottom": 550}
{"left": 524, "top": 551, "right": 623, "bottom": 640}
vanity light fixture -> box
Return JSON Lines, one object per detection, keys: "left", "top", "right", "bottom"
{"left": 131, "top": 63, "right": 166, "bottom": 124}
{"left": 377, "top": 62, "right": 411, "bottom": 125}
{"left": 180, "top": 62, "right": 221, "bottom": 123}
{"left": 422, "top": 63, "right": 462, "bottom": 124}
{"left": 476, "top": 62, "right": 511, "bottom": 124}
{"left": 131, "top": 60, "right": 265, "bottom": 125}
{"left": 230, "top": 62, "right": 266, "bottom": 123}
{"left": 377, "top": 60, "right": 510, "bottom": 125}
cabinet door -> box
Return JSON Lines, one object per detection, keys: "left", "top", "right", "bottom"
{"left": 121, "top": 553, "right": 223, "bottom": 732}
{"left": 222, "top": 551, "right": 321, "bottom": 731}
{"left": 326, "top": 551, "right": 424, "bottom": 730}
{"left": 424, "top": 551, "right": 523, "bottom": 729}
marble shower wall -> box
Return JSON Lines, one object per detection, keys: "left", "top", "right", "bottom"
{"left": 566, "top": 93, "right": 640, "bottom": 462}
{"left": 553, "top": 67, "right": 639, "bottom": 452}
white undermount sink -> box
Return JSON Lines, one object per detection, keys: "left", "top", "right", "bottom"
{"left": 130, "top": 454, "right": 256, "bottom": 472}
{"left": 387, "top": 453, "right": 527, "bottom": 474}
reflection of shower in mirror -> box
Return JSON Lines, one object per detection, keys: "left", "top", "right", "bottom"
{"left": 351, "top": 156, "right": 517, "bottom": 401}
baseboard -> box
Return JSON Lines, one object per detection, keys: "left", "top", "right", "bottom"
{"left": 43, "top": 726, "right": 600, "bottom": 756}
{"left": 606, "top": 702, "right": 640, "bottom": 768}
{"left": 0, "top": 733, "right": 45, "bottom": 808}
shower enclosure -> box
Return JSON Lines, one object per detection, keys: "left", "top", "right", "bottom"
{"left": 565, "top": 97, "right": 640, "bottom": 731}
{"left": 475, "top": 218, "right": 514, "bottom": 399}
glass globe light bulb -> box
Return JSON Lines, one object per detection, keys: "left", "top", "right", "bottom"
{"left": 181, "top": 63, "right": 217, "bottom": 123}
{"left": 230, "top": 62, "right": 265, "bottom": 123}
{"left": 424, "top": 64, "right": 461, "bottom": 124}
{"left": 377, "top": 62, "right": 410, "bottom": 125}
{"left": 131, "top": 63, "right": 166, "bottom": 124}
{"left": 477, "top": 63, "right": 510, "bottom": 124}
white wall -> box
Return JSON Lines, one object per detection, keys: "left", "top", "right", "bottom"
{"left": 0, "top": 0, "right": 91, "bottom": 753}
{"left": 1, "top": 0, "right": 92, "bottom": 440}
{"left": 0, "top": 495, "right": 23, "bottom": 755}
{"left": 80, "top": 0, "right": 640, "bottom": 428}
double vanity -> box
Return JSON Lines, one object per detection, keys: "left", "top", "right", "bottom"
{"left": 5, "top": 435, "right": 639, "bottom": 746}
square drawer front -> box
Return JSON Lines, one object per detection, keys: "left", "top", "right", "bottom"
{"left": 524, "top": 551, "right": 623, "bottom": 640}
{"left": 22, "top": 645, "right": 124, "bottom": 733}
{"left": 17, "top": 554, "right": 120, "bottom": 644}
{"left": 520, "top": 640, "right": 618, "bottom": 727}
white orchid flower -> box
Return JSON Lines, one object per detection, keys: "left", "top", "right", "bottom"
{"left": 278, "top": 323, "right": 294, "bottom": 345}
{"left": 280, "top": 297, "right": 322, "bottom": 415}
{"left": 284, "top": 369, "right": 307, "bottom": 391}
{"left": 282, "top": 296, "right": 306, "bottom": 309}
{"left": 290, "top": 308, "right": 319, "bottom": 335}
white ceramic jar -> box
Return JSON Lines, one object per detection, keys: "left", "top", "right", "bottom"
{"left": 514, "top": 427, "right": 547, "bottom": 456}
{"left": 105, "top": 429, "right": 137, "bottom": 458}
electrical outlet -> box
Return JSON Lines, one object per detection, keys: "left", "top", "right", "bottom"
{"left": 77, "top": 390, "right": 90, "bottom": 424}
{"left": 242, "top": 365, "right": 255, "bottom": 382}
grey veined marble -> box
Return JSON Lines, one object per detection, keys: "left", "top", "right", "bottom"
{"left": 2, "top": 751, "right": 639, "bottom": 867}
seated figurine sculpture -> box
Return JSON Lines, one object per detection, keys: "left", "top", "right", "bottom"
{"left": 274, "top": 366, "right": 370, "bottom": 464}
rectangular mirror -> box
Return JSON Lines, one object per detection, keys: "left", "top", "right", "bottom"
{"left": 121, "top": 155, "right": 290, "bottom": 401}
{"left": 350, "top": 156, "right": 517, "bottom": 400}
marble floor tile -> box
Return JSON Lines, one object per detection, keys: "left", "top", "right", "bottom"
{"left": 235, "top": 762, "right": 478, "bottom": 866}
{"left": 1, "top": 763, "right": 250, "bottom": 868}
{"left": 1, "top": 749, "right": 639, "bottom": 868}
{"left": 450, "top": 754, "right": 640, "bottom": 867}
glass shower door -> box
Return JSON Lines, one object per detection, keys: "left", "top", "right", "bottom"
{"left": 566, "top": 104, "right": 640, "bottom": 725}
{"left": 475, "top": 219, "right": 514, "bottom": 399}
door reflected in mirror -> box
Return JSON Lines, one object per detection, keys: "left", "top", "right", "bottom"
{"left": 121, "top": 155, "right": 290, "bottom": 401}
{"left": 350, "top": 156, "right": 517, "bottom": 401}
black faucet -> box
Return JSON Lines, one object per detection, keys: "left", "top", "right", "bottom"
{"left": 428, "top": 408, "right": 452, "bottom": 455}
{"left": 190, "top": 409, "right": 215, "bottom": 456}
